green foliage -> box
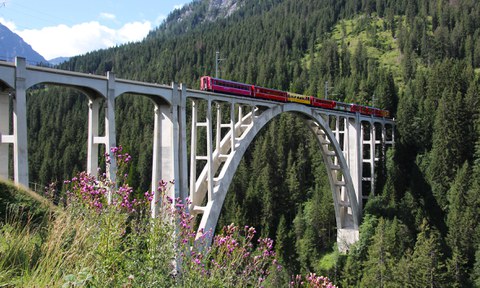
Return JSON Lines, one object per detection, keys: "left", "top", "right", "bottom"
{"left": 17, "top": 0, "right": 480, "bottom": 285}
{"left": 408, "top": 220, "right": 447, "bottom": 287}
{"left": 2, "top": 156, "right": 321, "bottom": 287}
{"left": 360, "top": 218, "right": 411, "bottom": 287}
{"left": 340, "top": 215, "right": 378, "bottom": 286}
{"left": 472, "top": 245, "right": 480, "bottom": 287}
{"left": 0, "top": 179, "right": 53, "bottom": 225}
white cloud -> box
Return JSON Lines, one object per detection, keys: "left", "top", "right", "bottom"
{"left": 100, "top": 12, "right": 116, "bottom": 21}
{"left": 15, "top": 20, "right": 152, "bottom": 60}
{"left": 155, "top": 14, "right": 167, "bottom": 26}
{"left": 173, "top": 4, "right": 184, "bottom": 10}
{"left": 117, "top": 21, "right": 151, "bottom": 43}
{"left": 0, "top": 17, "right": 16, "bottom": 31}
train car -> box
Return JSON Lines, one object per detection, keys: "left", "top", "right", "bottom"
{"left": 381, "top": 109, "right": 390, "bottom": 118}
{"left": 373, "top": 108, "right": 390, "bottom": 118}
{"left": 199, "top": 76, "right": 391, "bottom": 118}
{"left": 200, "top": 76, "right": 253, "bottom": 97}
{"left": 351, "top": 104, "right": 373, "bottom": 115}
{"left": 253, "top": 86, "right": 288, "bottom": 102}
{"left": 371, "top": 108, "right": 383, "bottom": 117}
{"left": 287, "top": 92, "right": 312, "bottom": 105}
{"left": 362, "top": 106, "right": 373, "bottom": 115}
{"left": 334, "top": 101, "right": 352, "bottom": 112}
{"left": 311, "top": 97, "right": 337, "bottom": 109}
{"left": 350, "top": 104, "right": 361, "bottom": 114}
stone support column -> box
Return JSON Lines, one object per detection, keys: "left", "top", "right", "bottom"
{"left": 151, "top": 83, "right": 180, "bottom": 218}
{"left": 13, "top": 57, "right": 28, "bottom": 186}
{"left": 0, "top": 91, "right": 11, "bottom": 179}
{"left": 347, "top": 114, "right": 362, "bottom": 212}
{"left": 177, "top": 84, "right": 188, "bottom": 202}
{"left": 87, "top": 98, "right": 101, "bottom": 175}
{"left": 189, "top": 99, "right": 199, "bottom": 208}
{"left": 105, "top": 72, "right": 117, "bottom": 203}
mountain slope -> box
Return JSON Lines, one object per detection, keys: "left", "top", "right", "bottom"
{"left": 147, "top": 0, "right": 244, "bottom": 39}
{"left": 0, "top": 23, "right": 47, "bottom": 64}
{"left": 25, "top": 0, "right": 480, "bottom": 285}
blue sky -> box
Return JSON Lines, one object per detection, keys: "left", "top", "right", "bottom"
{"left": 0, "top": 0, "right": 191, "bottom": 59}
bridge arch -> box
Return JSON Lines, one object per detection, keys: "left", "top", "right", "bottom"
{"left": 188, "top": 99, "right": 364, "bottom": 250}
{"left": 0, "top": 61, "right": 15, "bottom": 89}
{"left": 112, "top": 84, "right": 181, "bottom": 205}
{"left": 0, "top": 58, "right": 178, "bottom": 189}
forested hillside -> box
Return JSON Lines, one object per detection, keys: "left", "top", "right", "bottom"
{"left": 24, "top": 0, "right": 480, "bottom": 286}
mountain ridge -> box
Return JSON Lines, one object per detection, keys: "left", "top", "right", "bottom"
{"left": 0, "top": 23, "right": 48, "bottom": 64}
{"left": 147, "top": 0, "right": 243, "bottom": 39}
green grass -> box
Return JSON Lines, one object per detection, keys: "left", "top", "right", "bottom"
{"left": 316, "top": 250, "right": 340, "bottom": 273}
{"left": 0, "top": 177, "right": 301, "bottom": 287}
{"left": 331, "top": 15, "right": 402, "bottom": 74}
{"left": 0, "top": 179, "right": 54, "bottom": 225}
{"left": 0, "top": 147, "right": 336, "bottom": 287}
{"left": 303, "top": 13, "right": 412, "bottom": 97}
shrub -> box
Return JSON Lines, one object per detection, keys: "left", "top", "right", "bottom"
{"left": 0, "top": 146, "right": 336, "bottom": 287}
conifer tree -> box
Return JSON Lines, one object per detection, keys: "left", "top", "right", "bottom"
{"left": 360, "top": 218, "right": 395, "bottom": 287}
{"left": 275, "top": 215, "right": 296, "bottom": 274}
{"left": 445, "top": 163, "right": 474, "bottom": 287}
{"left": 392, "top": 248, "right": 415, "bottom": 287}
{"left": 409, "top": 220, "right": 447, "bottom": 287}
{"left": 428, "top": 90, "right": 470, "bottom": 209}
{"left": 471, "top": 245, "right": 480, "bottom": 287}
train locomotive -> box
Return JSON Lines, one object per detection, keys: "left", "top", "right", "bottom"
{"left": 200, "top": 76, "right": 390, "bottom": 118}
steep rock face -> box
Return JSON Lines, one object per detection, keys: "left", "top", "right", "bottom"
{"left": 179, "top": 0, "right": 242, "bottom": 23}
{"left": 0, "top": 23, "right": 47, "bottom": 64}
{"left": 148, "top": 0, "right": 243, "bottom": 38}
{"left": 205, "top": 0, "right": 240, "bottom": 20}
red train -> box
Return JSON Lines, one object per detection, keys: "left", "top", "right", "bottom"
{"left": 200, "top": 76, "right": 390, "bottom": 118}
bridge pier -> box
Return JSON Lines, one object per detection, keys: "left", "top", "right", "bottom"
{"left": 0, "top": 90, "right": 11, "bottom": 180}
{"left": 13, "top": 58, "right": 28, "bottom": 187}
{"left": 347, "top": 115, "right": 362, "bottom": 216}
{"left": 309, "top": 112, "right": 360, "bottom": 251}
{"left": 87, "top": 98, "right": 101, "bottom": 176}
{"left": 151, "top": 83, "right": 188, "bottom": 217}
{"left": 85, "top": 73, "right": 117, "bottom": 203}
{"left": 105, "top": 72, "right": 117, "bottom": 203}
{"left": 151, "top": 102, "right": 177, "bottom": 216}
{"left": 334, "top": 116, "right": 362, "bottom": 251}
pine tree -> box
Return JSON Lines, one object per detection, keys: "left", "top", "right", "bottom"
{"left": 447, "top": 247, "right": 470, "bottom": 288}
{"left": 396, "top": 84, "right": 418, "bottom": 150}
{"left": 293, "top": 207, "right": 310, "bottom": 273}
{"left": 402, "top": 45, "right": 416, "bottom": 81}
{"left": 471, "top": 244, "right": 480, "bottom": 287}
{"left": 360, "top": 218, "right": 395, "bottom": 287}
{"left": 373, "top": 69, "right": 397, "bottom": 115}
{"left": 428, "top": 90, "right": 470, "bottom": 209}
{"left": 445, "top": 162, "right": 474, "bottom": 287}
{"left": 409, "top": 220, "right": 447, "bottom": 287}
{"left": 341, "top": 215, "right": 379, "bottom": 286}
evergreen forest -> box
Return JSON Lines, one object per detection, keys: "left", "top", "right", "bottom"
{"left": 14, "top": 0, "right": 480, "bottom": 286}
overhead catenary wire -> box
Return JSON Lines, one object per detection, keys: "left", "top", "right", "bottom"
{"left": 0, "top": 0, "right": 86, "bottom": 31}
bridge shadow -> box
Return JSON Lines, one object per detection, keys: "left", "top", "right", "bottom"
{"left": 396, "top": 145, "right": 447, "bottom": 238}
{"left": 364, "top": 145, "right": 448, "bottom": 252}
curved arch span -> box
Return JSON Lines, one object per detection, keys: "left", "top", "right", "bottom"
{"left": 194, "top": 103, "right": 360, "bottom": 244}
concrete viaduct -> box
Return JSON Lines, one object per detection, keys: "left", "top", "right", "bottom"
{"left": 0, "top": 57, "right": 394, "bottom": 250}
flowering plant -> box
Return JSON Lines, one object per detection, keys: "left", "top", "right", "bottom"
{"left": 42, "top": 146, "right": 336, "bottom": 287}
{"left": 290, "top": 273, "right": 337, "bottom": 288}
